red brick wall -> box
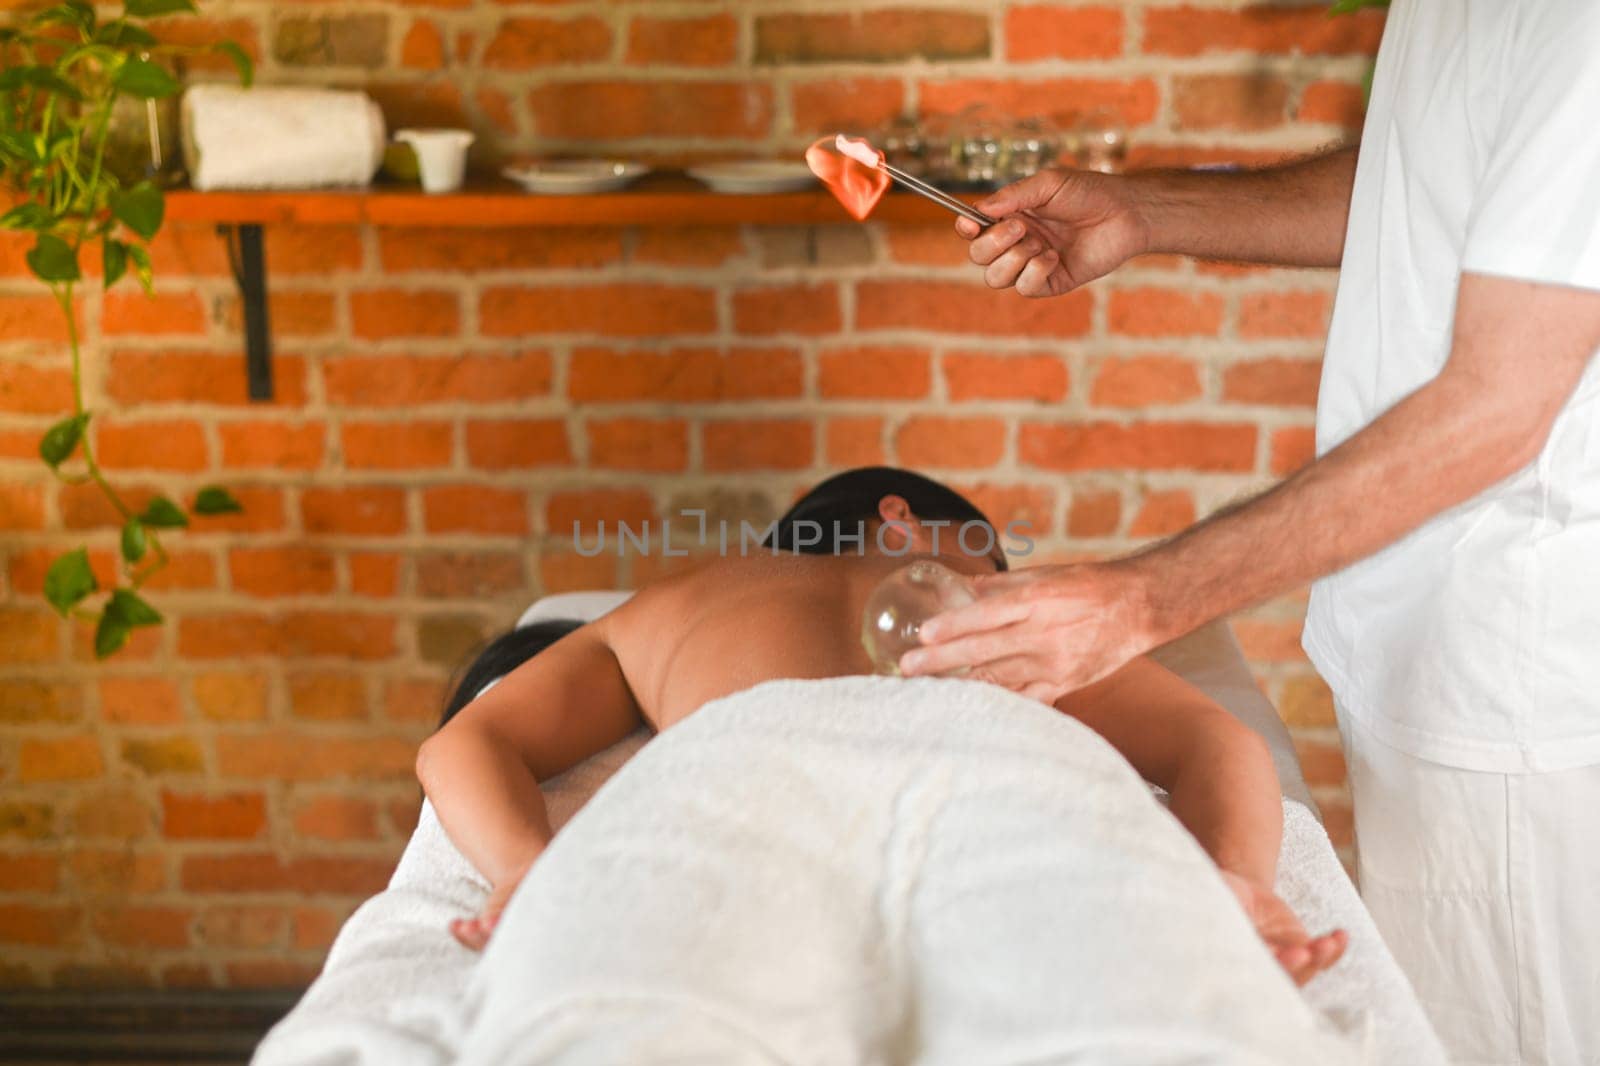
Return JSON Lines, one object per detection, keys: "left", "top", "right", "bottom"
{"left": 0, "top": 1, "right": 1381, "bottom": 987}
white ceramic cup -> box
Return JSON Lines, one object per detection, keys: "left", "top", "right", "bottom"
{"left": 394, "top": 128, "right": 474, "bottom": 194}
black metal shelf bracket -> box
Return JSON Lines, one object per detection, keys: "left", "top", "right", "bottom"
{"left": 219, "top": 223, "right": 274, "bottom": 402}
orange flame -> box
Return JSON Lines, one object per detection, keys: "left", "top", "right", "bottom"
{"left": 805, "top": 136, "right": 890, "bottom": 222}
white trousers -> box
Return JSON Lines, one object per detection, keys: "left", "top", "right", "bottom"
{"left": 1339, "top": 711, "right": 1600, "bottom": 1066}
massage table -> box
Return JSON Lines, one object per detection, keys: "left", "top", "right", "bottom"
{"left": 252, "top": 593, "right": 1447, "bottom": 1065}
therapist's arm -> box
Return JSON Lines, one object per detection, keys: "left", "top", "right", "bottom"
{"left": 957, "top": 146, "right": 1358, "bottom": 297}
{"left": 904, "top": 272, "right": 1600, "bottom": 699}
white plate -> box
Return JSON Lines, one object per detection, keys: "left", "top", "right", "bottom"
{"left": 503, "top": 161, "right": 650, "bottom": 195}
{"left": 687, "top": 161, "right": 817, "bottom": 194}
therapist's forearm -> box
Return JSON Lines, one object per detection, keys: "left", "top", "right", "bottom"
{"left": 1128, "top": 370, "right": 1546, "bottom": 647}
{"left": 1127, "top": 146, "right": 1358, "bottom": 269}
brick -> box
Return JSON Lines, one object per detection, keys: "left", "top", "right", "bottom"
{"left": 300, "top": 486, "right": 408, "bottom": 536}
{"left": 377, "top": 228, "right": 621, "bottom": 272}
{"left": 1020, "top": 421, "right": 1257, "bottom": 472}
{"left": 121, "top": 736, "right": 205, "bottom": 775}
{"left": 213, "top": 734, "right": 414, "bottom": 783}
{"left": 481, "top": 284, "right": 716, "bottom": 338}
{"left": 292, "top": 795, "right": 380, "bottom": 841}
{"left": 382, "top": 677, "right": 449, "bottom": 726}
{"left": 177, "top": 613, "right": 395, "bottom": 661}
{"left": 0, "top": 802, "right": 55, "bottom": 840}
{"left": 826, "top": 418, "right": 887, "bottom": 466}
{"left": 474, "top": 86, "right": 516, "bottom": 134}
{"left": 263, "top": 227, "right": 362, "bottom": 275}
{"left": 546, "top": 490, "right": 657, "bottom": 536}
{"left": 755, "top": 10, "right": 989, "bottom": 63}
{"left": 181, "top": 853, "right": 394, "bottom": 895}
{"left": 818, "top": 346, "right": 932, "bottom": 400}
{"left": 1223, "top": 358, "right": 1322, "bottom": 407}
{"left": 1129, "top": 489, "right": 1197, "bottom": 537}
{"left": 218, "top": 420, "right": 325, "bottom": 470}
{"left": 1068, "top": 489, "right": 1122, "bottom": 537}
{"left": 141, "top": 550, "right": 219, "bottom": 594}
{"left": 0, "top": 854, "right": 56, "bottom": 893}
{"left": 0, "top": 293, "right": 69, "bottom": 342}
{"left": 484, "top": 15, "right": 608, "bottom": 68}
{"left": 630, "top": 226, "right": 745, "bottom": 267}
{"left": 756, "top": 226, "right": 874, "bottom": 269}
{"left": 1173, "top": 73, "right": 1292, "bottom": 131}
{"left": 856, "top": 281, "right": 1093, "bottom": 337}
{"left": 340, "top": 421, "right": 453, "bottom": 469}
{"left": 349, "top": 552, "right": 401, "bottom": 598}
{"left": 365, "top": 80, "right": 467, "bottom": 132}
{"left": 1293, "top": 737, "right": 1348, "bottom": 787}
{"left": 144, "top": 223, "right": 231, "bottom": 277}
{"left": 195, "top": 906, "right": 285, "bottom": 950}
{"left": 19, "top": 737, "right": 103, "bottom": 782}
{"left": 274, "top": 13, "right": 389, "bottom": 68}
{"left": 920, "top": 77, "right": 1159, "bottom": 129}
{"left": 943, "top": 351, "right": 1069, "bottom": 402}
{"left": 1005, "top": 6, "right": 1123, "bottom": 60}
{"left": 1237, "top": 291, "right": 1332, "bottom": 338}
{"left": 388, "top": 798, "right": 422, "bottom": 837}
{"left": 191, "top": 486, "right": 287, "bottom": 535}
{"left": 161, "top": 792, "right": 268, "bottom": 840}
{"left": 90, "top": 906, "right": 190, "bottom": 949}
{"left": 94, "top": 419, "right": 209, "bottom": 471}
{"left": 0, "top": 483, "right": 47, "bottom": 528}
{"left": 0, "top": 608, "right": 58, "bottom": 663}
{"left": 292, "top": 907, "right": 344, "bottom": 951}
{"left": 0, "top": 904, "right": 79, "bottom": 947}
{"left": 58, "top": 484, "right": 281, "bottom": 535}
{"left": 0, "top": 361, "right": 73, "bottom": 414}
{"left": 1143, "top": 6, "right": 1385, "bottom": 57}
{"left": 1270, "top": 426, "right": 1317, "bottom": 475}
{"left": 1090, "top": 355, "right": 1203, "bottom": 406}
{"left": 464, "top": 419, "right": 571, "bottom": 470}
{"left": 230, "top": 546, "right": 338, "bottom": 596}
{"left": 882, "top": 224, "right": 967, "bottom": 267}
{"left": 349, "top": 289, "right": 461, "bottom": 340}
{"left": 0, "top": 679, "right": 82, "bottom": 724}
{"left": 98, "top": 676, "right": 181, "bottom": 725}
{"left": 107, "top": 350, "right": 309, "bottom": 407}
{"left": 226, "top": 960, "right": 324, "bottom": 988}
{"left": 71, "top": 787, "right": 153, "bottom": 841}
{"left": 1299, "top": 80, "right": 1368, "bottom": 127}
{"left": 626, "top": 14, "right": 737, "bottom": 67}
{"left": 1108, "top": 289, "right": 1225, "bottom": 337}
{"left": 791, "top": 78, "right": 905, "bottom": 137}
{"left": 1235, "top": 617, "right": 1308, "bottom": 663}
{"left": 568, "top": 347, "right": 802, "bottom": 403}
{"left": 702, "top": 420, "right": 813, "bottom": 472}
{"left": 731, "top": 283, "right": 842, "bottom": 336}
{"left": 324, "top": 352, "right": 554, "bottom": 407}
{"left": 417, "top": 552, "right": 524, "bottom": 599}
{"left": 288, "top": 673, "right": 368, "bottom": 721}
{"left": 895, "top": 416, "right": 1006, "bottom": 469}
{"left": 1278, "top": 674, "right": 1336, "bottom": 727}
{"left": 101, "top": 292, "right": 208, "bottom": 336}
{"left": 529, "top": 82, "right": 773, "bottom": 140}
{"left": 400, "top": 18, "right": 445, "bottom": 69}
{"left": 957, "top": 483, "right": 1057, "bottom": 539}
{"left": 421, "top": 485, "right": 529, "bottom": 534}
{"left": 587, "top": 418, "right": 690, "bottom": 473}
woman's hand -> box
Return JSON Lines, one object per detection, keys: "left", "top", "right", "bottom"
{"left": 1220, "top": 871, "right": 1348, "bottom": 986}
{"left": 957, "top": 168, "right": 1150, "bottom": 298}
{"left": 900, "top": 561, "right": 1156, "bottom": 703}
{"left": 450, "top": 850, "right": 539, "bottom": 951}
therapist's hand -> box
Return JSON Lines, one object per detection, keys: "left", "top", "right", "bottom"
{"left": 899, "top": 561, "right": 1154, "bottom": 703}
{"left": 957, "top": 168, "right": 1149, "bottom": 298}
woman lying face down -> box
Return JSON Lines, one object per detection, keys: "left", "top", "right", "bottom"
{"left": 415, "top": 466, "right": 1346, "bottom": 984}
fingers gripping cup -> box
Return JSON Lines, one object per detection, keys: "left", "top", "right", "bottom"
{"left": 861, "top": 561, "right": 977, "bottom": 676}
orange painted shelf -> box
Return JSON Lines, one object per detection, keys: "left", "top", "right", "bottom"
{"left": 164, "top": 173, "right": 973, "bottom": 228}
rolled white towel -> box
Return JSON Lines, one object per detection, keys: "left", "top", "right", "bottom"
{"left": 181, "top": 84, "right": 385, "bottom": 191}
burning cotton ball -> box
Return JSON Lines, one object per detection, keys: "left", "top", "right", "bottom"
{"left": 805, "top": 134, "right": 891, "bottom": 222}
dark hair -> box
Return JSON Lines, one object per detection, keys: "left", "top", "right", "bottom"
{"left": 764, "top": 465, "right": 1006, "bottom": 569}
{"left": 437, "top": 619, "right": 582, "bottom": 730}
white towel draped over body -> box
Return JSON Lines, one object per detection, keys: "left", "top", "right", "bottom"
{"left": 451, "top": 676, "right": 1361, "bottom": 1065}
{"left": 181, "top": 85, "right": 385, "bottom": 190}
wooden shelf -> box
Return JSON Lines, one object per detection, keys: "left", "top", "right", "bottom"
{"left": 164, "top": 173, "right": 975, "bottom": 228}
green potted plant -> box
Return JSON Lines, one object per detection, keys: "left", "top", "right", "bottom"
{"left": 1, "top": 0, "right": 251, "bottom": 656}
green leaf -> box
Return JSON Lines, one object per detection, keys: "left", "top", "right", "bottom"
{"left": 0, "top": 131, "right": 48, "bottom": 166}
{"left": 94, "top": 613, "right": 130, "bottom": 658}
{"left": 109, "top": 181, "right": 164, "bottom": 240}
{"left": 31, "top": 2, "right": 95, "bottom": 34}
{"left": 138, "top": 496, "right": 188, "bottom": 529}
{"left": 103, "top": 238, "right": 128, "bottom": 288}
{"left": 112, "top": 57, "right": 179, "bottom": 99}
{"left": 26, "top": 232, "right": 80, "bottom": 282}
{"left": 107, "top": 587, "right": 162, "bottom": 626}
{"left": 43, "top": 548, "right": 97, "bottom": 616}
{"left": 95, "top": 20, "right": 158, "bottom": 47}
{"left": 192, "top": 486, "right": 242, "bottom": 516}
{"left": 212, "top": 40, "right": 254, "bottom": 88}
{"left": 0, "top": 203, "right": 53, "bottom": 231}
{"left": 39, "top": 413, "right": 89, "bottom": 466}
{"left": 124, "top": 0, "right": 199, "bottom": 16}
{"left": 126, "top": 243, "right": 153, "bottom": 294}
{"left": 0, "top": 65, "right": 83, "bottom": 103}
{"left": 120, "top": 519, "right": 147, "bottom": 564}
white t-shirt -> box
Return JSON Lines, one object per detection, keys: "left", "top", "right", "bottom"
{"left": 1303, "top": 0, "right": 1600, "bottom": 773}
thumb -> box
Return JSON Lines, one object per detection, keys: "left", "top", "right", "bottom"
{"left": 977, "top": 170, "right": 1062, "bottom": 218}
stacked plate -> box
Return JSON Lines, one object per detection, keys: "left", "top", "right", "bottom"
{"left": 503, "top": 161, "right": 650, "bottom": 195}
{"left": 685, "top": 161, "right": 817, "bottom": 194}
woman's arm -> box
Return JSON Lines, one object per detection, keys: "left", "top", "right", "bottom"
{"left": 415, "top": 621, "right": 644, "bottom": 947}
